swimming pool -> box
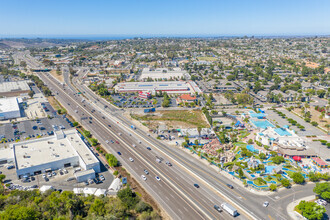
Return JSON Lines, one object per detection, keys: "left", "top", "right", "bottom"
{"left": 274, "top": 128, "right": 292, "bottom": 136}
{"left": 265, "top": 165, "right": 277, "bottom": 174}
{"left": 246, "top": 145, "right": 259, "bottom": 153}
{"left": 250, "top": 120, "right": 275, "bottom": 129}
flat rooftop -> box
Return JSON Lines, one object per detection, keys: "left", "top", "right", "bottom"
{"left": 0, "top": 97, "right": 20, "bottom": 113}
{"left": 0, "top": 81, "right": 30, "bottom": 93}
{"left": 13, "top": 129, "right": 98, "bottom": 170}
{"left": 115, "top": 81, "right": 193, "bottom": 92}
{"left": 139, "top": 68, "right": 189, "bottom": 80}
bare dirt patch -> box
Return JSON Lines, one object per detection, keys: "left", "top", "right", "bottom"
{"left": 293, "top": 107, "right": 329, "bottom": 131}
{"left": 131, "top": 110, "right": 209, "bottom": 130}
{"left": 49, "top": 69, "right": 64, "bottom": 82}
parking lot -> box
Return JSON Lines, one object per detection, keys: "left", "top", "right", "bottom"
{"left": 1, "top": 163, "right": 114, "bottom": 192}
{"left": 0, "top": 116, "right": 72, "bottom": 146}
{"left": 266, "top": 109, "right": 325, "bottom": 136}
{"left": 111, "top": 93, "right": 178, "bottom": 108}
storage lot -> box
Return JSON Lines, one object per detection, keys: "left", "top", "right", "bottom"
{"left": 1, "top": 163, "right": 114, "bottom": 191}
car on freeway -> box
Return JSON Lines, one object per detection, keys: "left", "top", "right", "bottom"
{"left": 194, "top": 184, "right": 200, "bottom": 188}
{"left": 117, "top": 152, "right": 122, "bottom": 156}
{"left": 214, "top": 205, "right": 222, "bottom": 212}
{"left": 263, "top": 201, "right": 269, "bottom": 207}
{"left": 144, "top": 169, "right": 149, "bottom": 175}
{"left": 115, "top": 141, "right": 119, "bottom": 144}
{"left": 108, "top": 124, "right": 111, "bottom": 127}
{"left": 132, "top": 144, "right": 136, "bottom": 147}
{"left": 226, "top": 184, "right": 234, "bottom": 189}
{"left": 118, "top": 133, "right": 122, "bottom": 136}
{"left": 141, "top": 175, "right": 147, "bottom": 181}
{"left": 146, "top": 147, "right": 151, "bottom": 150}
{"left": 129, "top": 157, "right": 134, "bottom": 162}
{"left": 165, "top": 161, "right": 172, "bottom": 166}
{"left": 155, "top": 176, "right": 160, "bottom": 181}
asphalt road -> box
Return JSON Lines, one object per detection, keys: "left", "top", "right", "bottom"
{"left": 72, "top": 68, "right": 323, "bottom": 220}
{"left": 39, "top": 72, "right": 242, "bottom": 220}
{"left": 18, "top": 52, "right": 322, "bottom": 220}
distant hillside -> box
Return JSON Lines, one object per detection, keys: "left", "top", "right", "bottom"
{"left": 0, "top": 41, "right": 11, "bottom": 49}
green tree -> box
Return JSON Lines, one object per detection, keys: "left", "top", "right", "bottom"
{"left": 135, "top": 201, "right": 152, "bottom": 213}
{"left": 308, "top": 172, "right": 320, "bottom": 182}
{"left": 89, "top": 198, "right": 106, "bottom": 216}
{"left": 83, "top": 130, "right": 91, "bottom": 138}
{"left": 107, "top": 154, "right": 118, "bottom": 167}
{"left": 269, "top": 184, "right": 277, "bottom": 191}
{"left": 259, "top": 153, "right": 266, "bottom": 160}
{"left": 117, "top": 186, "right": 139, "bottom": 209}
{"left": 313, "top": 182, "right": 330, "bottom": 201}
{"left": 292, "top": 172, "right": 305, "bottom": 184}
{"left": 272, "top": 156, "right": 285, "bottom": 164}
{"left": 90, "top": 138, "right": 98, "bottom": 146}
{"left": 72, "top": 122, "right": 79, "bottom": 127}
{"left": 0, "top": 204, "right": 40, "bottom": 220}
{"left": 297, "top": 200, "right": 325, "bottom": 220}
{"left": 0, "top": 174, "right": 6, "bottom": 183}
{"left": 281, "top": 178, "right": 291, "bottom": 188}
{"left": 238, "top": 168, "right": 244, "bottom": 179}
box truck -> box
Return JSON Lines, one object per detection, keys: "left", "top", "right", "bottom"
{"left": 221, "top": 203, "right": 238, "bottom": 217}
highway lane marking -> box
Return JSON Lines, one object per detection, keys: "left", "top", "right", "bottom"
{"left": 51, "top": 73, "right": 258, "bottom": 220}
{"left": 50, "top": 81, "right": 186, "bottom": 220}
{"left": 41, "top": 74, "right": 216, "bottom": 220}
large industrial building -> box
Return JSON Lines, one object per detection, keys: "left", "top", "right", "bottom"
{"left": 0, "top": 81, "right": 31, "bottom": 97}
{"left": 0, "top": 97, "right": 21, "bottom": 120}
{"left": 139, "top": 68, "right": 190, "bottom": 81}
{"left": 2, "top": 129, "right": 100, "bottom": 178}
{"left": 114, "top": 81, "right": 202, "bottom": 95}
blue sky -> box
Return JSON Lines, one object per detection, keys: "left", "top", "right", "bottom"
{"left": 0, "top": 0, "right": 329, "bottom": 37}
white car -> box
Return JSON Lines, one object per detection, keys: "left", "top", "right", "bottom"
{"left": 118, "top": 133, "right": 122, "bottom": 136}
{"left": 263, "top": 201, "right": 269, "bottom": 207}
{"left": 106, "top": 140, "right": 109, "bottom": 144}
{"left": 155, "top": 176, "right": 161, "bottom": 181}
{"left": 132, "top": 144, "right": 136, "bottom": 148}
{"left": 47, "top": 172, "right": 52, "bottom": 177}
{"left": 129, "top": 157, "right": 134, "bottom": 162}
{"left": 315, "top": 199, "right": 327, "bottom": 206}
{"left": 141, "top": 175, "right": 147, "bottom": 181}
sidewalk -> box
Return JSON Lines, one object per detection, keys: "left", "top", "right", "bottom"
{"left": 287, "top": 195, "right": 315, "bottom": 220}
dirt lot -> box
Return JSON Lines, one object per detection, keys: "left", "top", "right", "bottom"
{"left": 49, "top": 69, "right": 64, "bottom": 82}
{"left": 131, "top": 110, "right": 209, "bottom": 130}
{"left": 293, "top": 107, "right": 329, "bottom": 131}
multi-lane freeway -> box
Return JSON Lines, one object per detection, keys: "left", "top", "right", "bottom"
{"left": 18, "top": 52, "right": 318, "bottom": 220}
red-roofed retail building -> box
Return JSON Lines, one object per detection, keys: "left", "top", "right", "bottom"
{"left": 311, "top": 157, "right": 328, "bottom": 168}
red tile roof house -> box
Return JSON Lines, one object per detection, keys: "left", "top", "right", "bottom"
{"left": 176, "top": 94, "right": 197, "bottom": 104}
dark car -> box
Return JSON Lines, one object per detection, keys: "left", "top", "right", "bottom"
{"left": 117, "top": 152, "right": 122, "bottom": 155}
{"left": 194, "top": 184, "right": 200, "bottom": 188}
{"left": 214, "top": 205, "right": 222, "bottom": 212}
{"left": 326, "top": 159, "right": 330, "bottom": 162}
{"left": 227, "top": 184, "right": 234, "bottom": 189}
{"left": 146, "top": 147, "right": 151, "bottom": 150}
{"left": 108, "top": 124, "right": 111, "bottom": 127}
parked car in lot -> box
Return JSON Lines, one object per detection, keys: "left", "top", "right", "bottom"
{"left": 263, "top": 201, "right": 269, "bottom": 207}
{"left": 100, "top": 175, "right": 105, "bottom": 181}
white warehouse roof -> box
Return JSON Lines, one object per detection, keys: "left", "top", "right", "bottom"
{"left": 0, "top": 81, "right": 30, "bottom": 93}
{"left": 0, "top": 97, "right": 20, "bottom": 114}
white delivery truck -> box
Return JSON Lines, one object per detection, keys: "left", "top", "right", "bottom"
{"left": 221, "top": 203, "right": 238, "bottom": 217}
